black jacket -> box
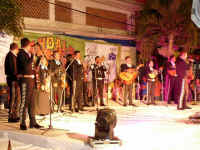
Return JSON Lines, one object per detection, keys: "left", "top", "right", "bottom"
{"left": 17, "top": 49, "right": 34, "bottom": 75}
{"left": 91, "top": 64, "right": 107, "bottom": 80}
{"left": 71, "top": 59, "right": 84, "bottom": 81}
{"left": 4, "top": 51, "right": 18, "bottom": 81}
{"left": 48, "top": 60, "right": 63, "bottom": 84}
{"left": 176, "top": 57, "right": 190, "bottom": 79}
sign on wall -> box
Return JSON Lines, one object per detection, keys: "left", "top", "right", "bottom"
{"left": 0, "top": 33, "right": 13, "bottom": 83}
{"left": 85, "top": 42, "right": 118, "bottom": 82}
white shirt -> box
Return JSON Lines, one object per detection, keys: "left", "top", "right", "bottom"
{"left": 127, "top": 64, "right": 132, "bottom": 68}
{"left": 24, "top": 48, "right": 31, "bottom": 58}
{"left": 55, "top": 60, "right": 61, "bottom": 65}
{"left": 76, "top": 59, "right": 81, "bottom": 65}
{"left": 11, "top": 51, "right": 17, "bottom": 57}
{"left": 170, "top": 61, "right": 175, "bottom": 67}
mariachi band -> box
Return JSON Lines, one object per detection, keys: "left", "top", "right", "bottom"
{"left": 4, "top": 37, "right": 196, "bottom": 130}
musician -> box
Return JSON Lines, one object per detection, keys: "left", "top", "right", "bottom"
{"left": 145, "top": 60, "right": 158, "bottom": 105}
{"left": 175, "top": 51, "right": 191, "bottom": 110}
{"left": 82, "top": 57, "right": 90, "bottom": 107}
{"left": 4, "top": 43, "right": 20, "bottom": 122}
{"left": 91, "top": 56, "right": 107, "bottom": 106}
{"left": 49, "top": 51, "right": 64, "bottom": 112}
{"left": 17, "top": 38, "right": 42, "bottom": 130}
{"left": 164, "top": 55, "right": 177, "bottom": 104}
{"left": 120, "top": 56, "right": 136, "bottom": 106}
{"left": 71, "top": 51, "right": 84, "bottom": 112}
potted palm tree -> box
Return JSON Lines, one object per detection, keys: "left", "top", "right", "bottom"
{"left": 136, "top": 0, "right": 199, "bottom": 62}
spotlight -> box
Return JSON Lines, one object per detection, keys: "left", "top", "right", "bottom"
{"left": 95, "top": 108, "right": 117, "bottom": 140}
{"left": 87, "top": 108, "right": 121, "bottom": 148}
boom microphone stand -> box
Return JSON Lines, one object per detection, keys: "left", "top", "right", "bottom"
{"left": 49, "top": 75, "right": 53, "bottom": 129}
{"left": 106, "top": 63, "right": 110, "bottom": 106}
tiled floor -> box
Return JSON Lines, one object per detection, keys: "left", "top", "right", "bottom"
{"left": 1, "top": 102, "right": 200, "bottom": 149}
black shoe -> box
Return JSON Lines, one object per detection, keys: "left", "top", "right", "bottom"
{"left": 57, "top": 109, "right": 64, "bottom": 113}
{"left": 184, "top": 106, "right": 192, "bottom": 109}
{"left": 80, "top": 108, "right": 86, "bottom": 111}
{"left": 177, "top": 107, "right": 184, "bottom": 110}
{"left": 100, "top": 104, "right": 105, "bottom": 106}
{"left": 30, "top": 123, "right": 43, "bottom": 129}
{"left": 8, "top": 118, "right": 19, "bottom": 123}
{"left": 84, "top": 104, "right": 90, "bottom": 107}
{"left": 75, "top": 108, "right": 79, "bottom": 112}
{"left": 123, "top": 104, "right": 127, "bottom": 107}
{"left": 20, "top": 124, "right": 27, "bottom": 130}
{"left": 129, "top": 104, "right": 137, "bottom": 107}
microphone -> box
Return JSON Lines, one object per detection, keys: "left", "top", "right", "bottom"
{"left": 84, "top": 55, "right": 89, "bottom": 58}
{"left": 32, "top": 42, "right": 41, "bottom": 47}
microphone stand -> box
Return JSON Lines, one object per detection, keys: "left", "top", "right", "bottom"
{"left": 137, "top": 75, "right": 140, "bottom": 101}
{"left": 106, "top": 63, "right": 110, "bottom": 106}
{"left": 89, "top": 64, "right": 99, "bottom": 112}
{"left": 160, "top": 70, "right": 164, "bottom": 102}
{"left": 49, "top": 75, "right": 53, "bottom": 129}
{"left": 95, "top": 65, "right": 99, "bottom": 111}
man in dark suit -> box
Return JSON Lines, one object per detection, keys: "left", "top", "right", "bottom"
{"left": 164, "top": 55, "right": 177, "bottom": 104}
{"left": 48, "top": 51, "right": 64, "bottom": 112}
{"left": 17, "top": 38, "right": 42, "bottom": 130}
{"left": 175, "top": 51, "right": 191, "bottom": 110}
{"left": 4, "top": 43, "right": 20, "bottom": 122}
{"left": 71, "top": 51, "right": 84, "bottom": 112}
{"left": 91, "top": 56, "right": 107, "bottom": 107}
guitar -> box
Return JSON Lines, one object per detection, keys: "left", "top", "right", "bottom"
{"left": 168, "top": 69, "right": 177, "bottom": 77}
{"left": 119, "top": 64, "right": 144, "bottom": 85}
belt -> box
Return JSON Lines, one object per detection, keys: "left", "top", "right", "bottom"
{"left": 96, "top": 78, "right": 104, "bottom": 80}
{"left": 6, "top": 75, "right": 15, "bottom": 78}
{"left": 22, "top": 75, "right": 35, "bottom": 78}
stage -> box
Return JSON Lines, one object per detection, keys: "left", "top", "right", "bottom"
{"left": 1, "top": 101, "right": 200, "bottom": 150}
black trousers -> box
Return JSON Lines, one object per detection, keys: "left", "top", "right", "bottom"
{"left": 19, "top": 78, "right": 37, "bottom": 125}
{"left": 73, "top": 79, "right": 83, "bottom": 111}
{"left": 92, "top": 79, "right": 104, "bottom": 106}
{"left": 164, "top": 75, "right": 177, "bottom": 104}
{"left": 83, "top": 81, "right": 89, "bottom": 105}
{"left": 7, "top": 78, "right": 20, "bottom": 119}
{"left": 174, "top": 78, "right": 188, "bottom": 109}
{"left": 52, "top": 85, "right": 63, "bottom": 111}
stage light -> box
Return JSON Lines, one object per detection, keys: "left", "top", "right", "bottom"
{"left": 95, "top": 108, "right": 117, "bottom": 140}
{"left": 191, "top": 0, "right": 200, "bottom": 28}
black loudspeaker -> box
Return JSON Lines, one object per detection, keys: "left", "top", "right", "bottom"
{"left": 95, "top": 108, "right": 117, "bottom": 140}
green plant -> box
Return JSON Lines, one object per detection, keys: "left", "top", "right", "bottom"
{"left": 136, "top": 0, "right": 199, "bottom": 61}
{"left": 0, "top": 0, "right": 24, "bottom": 37}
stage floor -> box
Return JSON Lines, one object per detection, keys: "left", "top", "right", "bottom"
{"left": 1, "top": 101, "right": 200, "bottom": 150}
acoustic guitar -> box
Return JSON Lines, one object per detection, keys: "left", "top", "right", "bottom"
{"left": 168, "top": 69, "right": 177, "bottom": 77}
{"left": 119, "top": 64, "right": 144, "bottom": 85}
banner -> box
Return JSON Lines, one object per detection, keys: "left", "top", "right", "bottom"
{"left": 22, "top": 32, "right": 85, "bottom": 58}
{"left": 85, "top": 42, "right": 118, "bottom": 82}
{"left": 0, "top": 33, "right": 13, "bottom": 84}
